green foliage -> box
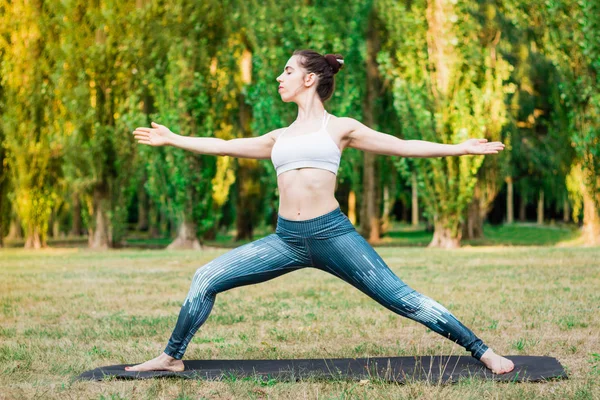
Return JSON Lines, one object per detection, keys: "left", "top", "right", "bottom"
{"left": 51, "top": 0, "right": 143, "bottom": 246}
{"left": 379, "top": 0, "right": 511, "bottom": 241}
{"left": 0, "top": 0, "right": 64, "bottom": 246}
{"left": 0, "top": 0, "right": 596, "bottom": 246}
{"left": 510, "top": 0, "right": 600, "bottom": 210}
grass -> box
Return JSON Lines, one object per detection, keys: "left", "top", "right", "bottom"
{"left": 1, "top": 238, "right": 599, "bottom": 399}
{"left": 382, "top": 222, "right": 581, "bottom": 247}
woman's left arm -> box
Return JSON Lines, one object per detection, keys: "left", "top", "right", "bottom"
{"left": 344, "top": 118, "right": 505, "bottom": 157}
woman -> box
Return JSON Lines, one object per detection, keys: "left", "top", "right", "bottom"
{"left": 129, "top": 49, "right": 514, "bottom": 374}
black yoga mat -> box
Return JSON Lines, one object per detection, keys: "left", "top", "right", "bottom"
{"left": 76, "top": 355, "right": 567, "bottom": 384}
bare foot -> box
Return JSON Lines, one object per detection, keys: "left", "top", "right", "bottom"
{"left": 124, "top": 352, "right": 185, "bottom": 372}
{"left": 479, "top": 348, "right": 515, "bottom": 374}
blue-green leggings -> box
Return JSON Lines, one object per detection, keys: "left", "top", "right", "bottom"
{"left": 164, "top": 207, "right": 489, "bottom": 360}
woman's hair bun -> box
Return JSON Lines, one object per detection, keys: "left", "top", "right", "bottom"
{"left": 324, "top": 54, "right": 344, "bottom": 74}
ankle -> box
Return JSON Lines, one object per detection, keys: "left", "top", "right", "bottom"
{"left": 160, "top": 352, "right": 176, "bottom": 361}
{"left": 480, "top": 348, "right": 494, "bottom": 359}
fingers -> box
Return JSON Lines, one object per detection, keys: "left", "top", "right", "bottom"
{"left": 134, "top": 136, "right": 152, "bottom": 145}
{"left": 474, "top": 139, "right": 505, "bottom": 147}
{"left": 483, "top": 144, "right": 504, "bottom": 154}
{"left": 133, "top": 131, "right": 149, "bottom": 140}
{"left": 469, "top": 140, "right": 505, "bottom": 155}
{"left": 133, "top": 129, "right": 154, "bottom": 146}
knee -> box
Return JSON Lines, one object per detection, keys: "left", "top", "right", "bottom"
{"left": 189, "top": 264, "right": 220, "bottom": 299}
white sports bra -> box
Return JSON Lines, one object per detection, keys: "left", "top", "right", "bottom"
{"left": 271, "top": 110, "right": 341, "bottom": 176}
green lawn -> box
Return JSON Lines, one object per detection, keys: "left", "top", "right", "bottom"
{"left": 384, "top": 222, "right": 581, "bottom": 247}
{"left": 1, "top": 244, "right": 599, "bottom": 399}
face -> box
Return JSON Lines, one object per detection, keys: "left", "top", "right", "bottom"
{"left": 276, "top": 55, "right": 317, "bottom": 103}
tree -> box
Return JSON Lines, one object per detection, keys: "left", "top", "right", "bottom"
{"left": 379, "top": 0, "right": 511, "bottom": 247}
{"left": 504, "top": 0, "right": 600, "bottom": 243}
{"left": 0, "top": 0, "right": 63, "bottom": 249}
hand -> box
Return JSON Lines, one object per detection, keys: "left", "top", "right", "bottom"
{"left": 132, "top": 122, "right": 176, "bottom": 147}
{"left": 460, "top": 138, "right": 505, "bottom": 155}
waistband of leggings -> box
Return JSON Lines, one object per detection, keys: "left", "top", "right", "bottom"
{"left": 276, "top": 207, "right": 345, "bottom": 235}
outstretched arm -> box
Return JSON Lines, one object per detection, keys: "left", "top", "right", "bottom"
{"left": 346, "top": 118, "right": 505, "bottom": 157}
{"left": 133, "top": 122, "right": 277, "bottom": 159}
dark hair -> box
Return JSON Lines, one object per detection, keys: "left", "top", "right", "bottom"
{"left": 293, "top": 49, "right": 344, "bottom": 102}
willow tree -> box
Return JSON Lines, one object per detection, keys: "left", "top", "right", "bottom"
{"left": 378, "top": 0, "right": 511, "bottom": 248}
{"left": 0, "top": 0, "right": 63, "bottom": 248}
{"left": 135, "top": 0, "right": 244, "bottom": 249}
{"left": 541, "top": 0, "right": 600, "bottom": 244}
{"left": 461, "top": 2, "right": 510, "bottom": 238}
{"left": 0, "top": 90, "right": 10, "bottom": 247}
{"left": 502, "top": 0, "right": 600, "bottom": 243}
{"left": 497, "top": 0, "right": 575, "bottom": 228}
{"left": 57, "top": 0, "right": 143, "bottom": 248}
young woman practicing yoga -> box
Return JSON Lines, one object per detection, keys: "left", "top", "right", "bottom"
{"left": 129, "top": 49, "right": 514, "bottom": 374}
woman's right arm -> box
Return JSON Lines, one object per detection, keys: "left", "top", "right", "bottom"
{"left": 133, "top": 122, "right": 280, "bottom": 160}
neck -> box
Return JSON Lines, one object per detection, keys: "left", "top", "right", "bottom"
{"left": 294, "top": 98, "right": 325, "bottom": 123}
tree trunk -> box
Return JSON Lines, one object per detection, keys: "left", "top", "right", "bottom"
{"left": 360, "top": 9, "right": 382, "bottom": 242}
{"left": 563, "top": 197, "right": 570, "bottom": 223}
{"left": 519, "top": 195, "right": 526, "bottom": 222}
{"left": 462, "top": 180, "right": 490, "bottom": 240}
{"left": 234, "top": 61, "right": 260, "bottom": 240}
{"left": 161, "top": 208, "right": 170, "bottom": 238}
{"left": 89, "top": 188, "right": 111, "bottom": 249}
{"left": 149, "top": 201, "right": 160, "bottom": 238}
{"left": 411, "top": 170, "right": 419, "bottom": 226}
{"left": 52, "top": 219, "right": 60, "bottom": 239}
{"left": 506, "top": 176, "right": 514, "bottom": 224}
{"left": 581, "top": 171, "right": 600, "bottom": 245}
{"left": 136, "top": 182, "right": 149, "bottom": 231}
{"left": 70, "top": 193, "right": 82, "bottom": 236}
{"left": 7, "top": 218, "right": 23, "bottom": 240}
{"left": 24, "top": 226, "right": 43, "bottom": 249}
{"left": 429, "top": 219, "right": 461, "bottom": 249}
{"left": 462, "top": 195, "right": 484, "bottom": 240}
{"left": 401, "top": 198, "right": 409, "bottom": 223}
{"left": 167, "top": 216, "right": 202, "bottom": 250}
{"left": 361, "top": 152, "right": 380, "bottom": 242}
{"left": 348, "top": 190, "right": 357, "bottom": 225}
{"left": 235, "top": 159, "right": 261, "bottom": 241}
{"left": 380, "top": 175, "right": 396, "bottom": 235}
{"left": 537, "top": 189, "right": 544, "bottom": 225}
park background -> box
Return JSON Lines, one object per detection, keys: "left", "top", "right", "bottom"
{"left": 0, "top": 0, "right": 598, "bottom": 250}
{"left": 0, "top": 0, "right": 599, "bottom": 399}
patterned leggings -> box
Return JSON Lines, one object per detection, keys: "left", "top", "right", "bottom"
{"left": 164, "top": 207, "right": 489, "bottom": 360}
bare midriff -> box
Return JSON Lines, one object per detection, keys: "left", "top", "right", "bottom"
{"left": 276, "top": 168, "right": 339, "bottom": 220}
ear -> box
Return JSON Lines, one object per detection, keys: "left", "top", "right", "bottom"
{"left": 305, "top": 72, "right": 317, "bottom": 87}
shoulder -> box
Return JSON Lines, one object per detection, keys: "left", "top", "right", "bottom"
{"left": 328, "top": 115, "right": 361, "bottom": 137}
{"left": 329, "top": 115, "right": 359, "bottom": 128}
{"left": 264, "top": 127, "right": 286, "bottom": 142}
